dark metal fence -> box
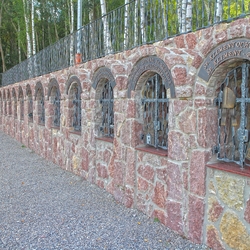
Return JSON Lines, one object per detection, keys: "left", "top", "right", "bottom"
{"left": 2, "top": 0, "right": 250, "bottom": 86}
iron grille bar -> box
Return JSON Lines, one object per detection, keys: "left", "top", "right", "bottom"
{"left": 72, "top": 86, "right": 81, "bottom": 132}
{"left": 216, "top": 63, "right": 250, "bottom": 168}
{"left": 2, "top": 0, "right": 250, "bottom": 86}
{"left": 100, "top": 81, "right": 114, "bottom": 137}
{"left": 53, "top": 89, "right": 61, "bottom": 127}
{"left": 142, "top": 74, "right": 169, "bottom": 150}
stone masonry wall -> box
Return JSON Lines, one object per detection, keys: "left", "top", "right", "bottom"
{"left": 1, "top": 17, "right": 250, "bottom": 248}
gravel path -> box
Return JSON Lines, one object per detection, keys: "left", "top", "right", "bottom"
{"left": 0, "top": 131, "right": 210, "bottom": 250}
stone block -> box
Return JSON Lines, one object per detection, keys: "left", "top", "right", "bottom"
{"left": 197, "top": 108, "right": 217, "bottom": 148}
{"left": 208, "top": 196, "right": 224, "bottom": 222}
{"left": 152, "top": 181, "right": 167, "bottom": 209}
{"left": 188, "top": 195, "right": 204, "bottom": 243}
{"left": 168, "top": 131, "right": 188, "bottom": 161}
{"left": 244, "top": 199, "right": 250, "bottom": 224}
{"left": 206, "top": 225, "right": 225, "bottom": 250}
{"left": 178, "top": 108, "right": 197, "bottom": 134}
{"left": 172, "top": 67, "right": 187, "bottom": 86}
{"left": 166, "top": 162, "right": 183, "bottom": 201}
{"left": 185, "top": 33, "right": 197, "bottom": 49}
{"left": 138, "top": 164, "right": 155, "bottom": 183}
{"left": 216, "top": 172, "right": 244, "bottom": 211}
{"left": 190, "top": 150, "right": 210, "bottom": 197}
{"left": 220, "top": 211, "right": 250, "bottom": 250}
{"left": 166, "top": 201, "right": 183, "bottom": 234}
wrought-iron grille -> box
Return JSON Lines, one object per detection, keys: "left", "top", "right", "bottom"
{"left": 8, "top": 98, "right": 11, "bottom": 116}
{"left": 215, "top": 63, "right": 250, "bottom": 168}
{"left": 14, "top": 99, "right": 17, "bottom": 118}
{"left": 72, "top": 85, "right": 81, "bottom": 131}
{"left": 20, "top": 98, "right": 24, "bottom": 120}
{"left": 53, "top": 88, "right": 60, "bottom": 127}
{"left": 39, "top": 96, "right": 45, "bottom": 125}
{"left": 100, "top": 80, "right": 114, "bottom": 137}
{"left": 141, "top": 74, "right": 169, "bottom": 149}
{"left": 28, "top": 93, "right": 33, "bottom": 122}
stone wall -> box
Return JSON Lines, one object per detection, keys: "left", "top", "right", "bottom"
{"left": 205, "top": 167, "right": 250, "bottom": 250}
{"left": 1, "top": 17, "right": 250, "bottom": 249}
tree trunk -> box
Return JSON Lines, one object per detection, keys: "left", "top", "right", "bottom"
{"left": 0, "top": 0, "right": 6, "bottom": 71}
{"left": 216, "top": 0, "right": 222, "bottom": 22}
{"left": 22, "top": 0, "right": 32, "bottom": 58}
{"left": 140, "top": 0, "right": 146, "bottom": 44}
{"left": 186, "top": 0, "right": 192, "bottom": 32}
{"left": 100, "top": 0, "right": 112, "bottom": 54}
{"left": 124, "top": 0, "right": 129, "bottom": 49}
{"left": 31, "top": 0, "right": 36, "bottom": 55}
{"left": 134, "top": 0, "right": 138, "bottom": 46}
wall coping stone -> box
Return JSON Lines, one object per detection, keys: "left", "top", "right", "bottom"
{"left": 207, "top": 162, "right": 250, "bottom": 178}
{"left": 136, "top": 145, "right": 168, "bottom": 157}
{"left": 96, "top": 136, "right": 114, "bottom": 143}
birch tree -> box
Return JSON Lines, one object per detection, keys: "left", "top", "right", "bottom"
{"left": 123, "top": 0, "right": 129, "bottom": 49}
{"left": 100, "top": 0, "right": 112, "bottom": 54}
{"left": 0, "top": 0, "right": 6, "bottom": 72}
{"left": 134, "top": 0, "right": 138, "bottom": 46}
{"left": 31, "top": 0, "right": 36, "bottom": 55}
{"left": 22, "top": 0, "right": 32, "bottom": 58}
{"left": 178, "top": 0, "right": 192, "bottom": 33}
{"left": 140, "top": 0, "right": 146, "bottom": 44}
{"left": 216, "top": 0, "right": 222, "bottom": 22}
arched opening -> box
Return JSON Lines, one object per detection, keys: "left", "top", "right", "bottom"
{"left": 128, "top": 56, "right": 175, "bottom": 150}
{"left": 48, "top": 79, "right": 61, "bottom": 128}
{"left": 35, "top": 82, "right": 45, "bottom": 125}
{"left": 66, "top": 76, "right": 82, "bottom": 132}
{"left": 26, "top": 85, "right": 33, "bottom": 123}
{"left": 92, "top": 67, "right": 115, "bottom": 138}
{"left": 18, "top": 87, "right": 24, "bottom": 120}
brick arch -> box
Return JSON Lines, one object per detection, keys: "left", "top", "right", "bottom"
{"left": 127, "top": 56, "right": 175, "bottom": 98}
{"left": 65, "top": 75, "right": 82, "bottom": 95}
{"left": 35, "top": 82, "right": 44, "bottom": 100}
{"left": 48, "top": 78, "right": 60, "bottom": 100}
{"left": 91, "top": 67, "right": 116, "bottom": 90}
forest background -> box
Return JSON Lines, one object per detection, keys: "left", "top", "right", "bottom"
{"left": 0, "top": 0, "right": 125, "bottom": 73}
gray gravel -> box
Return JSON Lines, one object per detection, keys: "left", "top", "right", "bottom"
{"left": 0, "top": 131, "right": 210, "bottom": 250}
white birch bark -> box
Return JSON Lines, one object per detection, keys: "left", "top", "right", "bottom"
{"left": 22, "top": 0, "right": 32, "bottom": 58}
{"left": 177, "top": 0, "right": 182, "bottom": 32}
{"left": 31, "top": 0, "right": 36, "bottom": 55}
{"left": 216, "top": 0, "right": 222, "bottom": 22}
{"left": 140, "top": 0, "right": 146, "bottom": 44}
{"left": 181, "top": 0, "right": 186, "bottom": 33}
{"left": 124, "top": 0, "right": 129, "bottom": 49}
{"left": 70, "top": 0, "right": 74, "bottom": 65}
{"left": 186, "top": 0, "right": 192, "bottom": 32}
{"left": 134, "top": 0, "right": 138, "bottom": 46}
{"left": 0, "top": 0, "right": 6, "bottom": 72}
{"left": 160, "top": 0, "right": 167, "bottom": 35}
{"left": 100, "top": 0, "right": 112, "bottom": 54}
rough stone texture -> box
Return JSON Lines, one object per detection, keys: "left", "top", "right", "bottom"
{"left": 208, "top": 196, "right": 224, "bottom": 222}
{"left": 244, "top": 199, "right": 250, "bottom": 224}
{"left": 190, "top": 150, "right": 210, "bottom": 197}
{"left": 216, "top": 172, "right": 245, "bottom": 211}
{"left": 178, "top": 108, "right": 197, "bottom": 134}
{"left": 206, "top": 225, "right": 225, "bottom": 250}
{"left": 188, "top": 195, "right": 204, "bottom": 244}
{"left": 220, "top": 211, "right": 250, "bottom": 250}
